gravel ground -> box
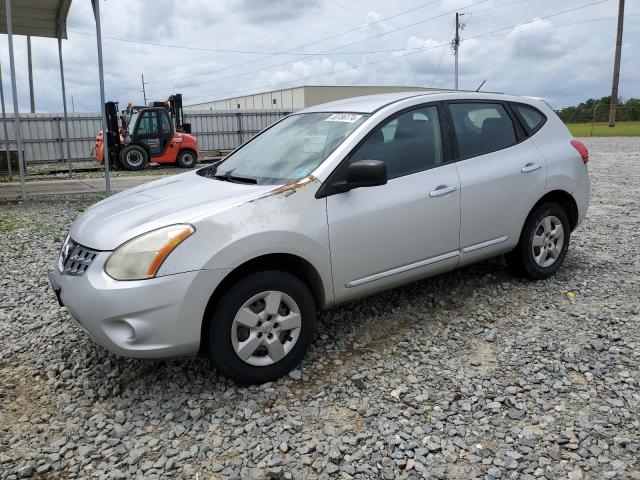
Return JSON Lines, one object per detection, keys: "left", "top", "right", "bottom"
{"left": 1, "top": 137, "right": 639, "bottom": 480}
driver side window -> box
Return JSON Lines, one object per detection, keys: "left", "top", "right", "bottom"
{"left": 137, "top": 111, "right": 159, "bottom": 135}
{"left": 349, "top": 106, "right": 443, "bottom": 179}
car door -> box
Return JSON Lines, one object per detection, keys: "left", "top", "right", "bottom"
{"left": 133, "top": 110, "right": 162, "bottom": 156}
{"left": 158, "top": 109, "right": 174, "bottom": 152}
{"left": 326, "top": 104, "right": 461, "bottom": 303}
{"left": 447, "top": 101, "right": 547, "bottom": 265}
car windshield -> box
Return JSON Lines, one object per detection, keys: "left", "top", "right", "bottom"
{"left": 125, "top": 111, "right": 139, "bottom": 135}
{"left": 210, "top": 112, "right": 369, "bottom": 184}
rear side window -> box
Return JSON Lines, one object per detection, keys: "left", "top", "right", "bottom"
{"left": 350, "top": 106, "right": 443, "bottom": 179}
{"left": 449, "top": 103, "right": 516, "bottom": 159}
{"left": 512, "top": 104, "right": 546, "bottom": 133}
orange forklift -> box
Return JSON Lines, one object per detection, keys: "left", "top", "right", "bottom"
{"left": 95, "top": 94, "right": 199, "bottom": 171}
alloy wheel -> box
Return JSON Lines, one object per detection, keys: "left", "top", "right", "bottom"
{"left": 532, "top": 215, "right": 564, "bottom": 268}
{"left": 230, "top": 290, "right": 302, "bottom": 367}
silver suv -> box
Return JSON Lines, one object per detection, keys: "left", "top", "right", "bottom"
{"left": 50, "top": 92, "right": 591, "bottom": 384}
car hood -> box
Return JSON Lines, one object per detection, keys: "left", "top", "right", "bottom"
{"left": 70, "top": 170, "right": 277, "bottom": 250}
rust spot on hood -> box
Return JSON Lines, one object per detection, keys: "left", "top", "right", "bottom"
{"left": 268, "top": 175, "right": 317, "bottom": 197}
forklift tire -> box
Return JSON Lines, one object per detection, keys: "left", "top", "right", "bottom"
{"left": 176, "top": 149, "right": 197, "bottom": 168}
{"left": 119, "top": 145, "right": 148, "bottom": 171}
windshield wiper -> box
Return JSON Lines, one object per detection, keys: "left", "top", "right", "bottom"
{"left": 211, "top": 171, "right": 257, "bottom": 184}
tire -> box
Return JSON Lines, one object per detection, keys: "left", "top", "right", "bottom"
{"left": 176, "top": 149, "right": 197, "bottom": 168}
{"left": 206, "top": 271, "right": 316, "bottom": 384}
{"left": 119, "top": 145, "right": 148, "bottom": 171}
{"left": 506, "top": 202, "right": 571, "bottom": 280}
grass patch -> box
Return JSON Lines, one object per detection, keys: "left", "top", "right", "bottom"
{"left": 566, "top": 121, "right": 640, "bottom": 137}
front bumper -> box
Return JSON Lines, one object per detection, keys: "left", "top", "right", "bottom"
{"left": 50, "top": 252, "right": 229, "bottom": 358}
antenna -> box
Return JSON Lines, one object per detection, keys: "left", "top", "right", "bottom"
{"left": 475, "top": 80, "right": 486, "bottom": 92}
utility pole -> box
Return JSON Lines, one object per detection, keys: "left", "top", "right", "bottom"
{"left": 453, "top": 12, "right": 465, "bottom": 91}
{"left": 71, "top": 96, "right": 75, "bottom": 113}
{"left": 608, "top": 0, "right": 625, "bottom": 127}
{"left": 141, "top": 74, "right": 148, "bottom": 105}
{"left": 27, "top": 36, "right": 35, "bottom": 113}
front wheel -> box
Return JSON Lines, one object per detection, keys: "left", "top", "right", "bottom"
{"left": 206, "top": 271, "right": 316, "bottom": 384}
{"left": 119, "top": 145, "right": 148, "bottom": 171}
{"left": 176, "top": 149, "right": 197, "bottom": 168}
{"left": 506, "top": 202, "right": 571, "bottom": 279}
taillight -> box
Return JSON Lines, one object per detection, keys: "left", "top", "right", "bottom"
{"left": 570, "top": 140, "right": 589, "bottom": 164}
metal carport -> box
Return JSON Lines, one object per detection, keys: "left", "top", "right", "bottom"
{"left": 0, "top": 0, "right": 111, "bottom": 200}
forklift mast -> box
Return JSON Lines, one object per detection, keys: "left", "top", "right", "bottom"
{"left": 168, "top": 94, "right": 191, "bottom": 134}
{"left": 105, "top": 102, "right": 122, "bottom": 148}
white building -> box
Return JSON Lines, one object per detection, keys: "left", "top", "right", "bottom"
{"left": 185, "top": 85, "right": 445, "bottom": 111}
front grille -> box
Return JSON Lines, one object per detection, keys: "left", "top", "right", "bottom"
{"left": 59, "top": 236, "right": 99, "bottom": 276}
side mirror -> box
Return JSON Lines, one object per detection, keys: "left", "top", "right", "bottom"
{"left": 347, "top": 159, "right": 387, "bottom": 189}
{"left": 317, "top": 159, "right": 388, "bottom": 197}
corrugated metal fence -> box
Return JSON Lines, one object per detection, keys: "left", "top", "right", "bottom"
{"left": 0, "top": 110, "right": 289, "bottom": 164}
{"left": 188, "top": 110, "right": 288, "bottom": 152}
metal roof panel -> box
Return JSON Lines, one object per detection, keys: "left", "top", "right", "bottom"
{"left": 0, "top": 0, "right": 72, "bottom": 39}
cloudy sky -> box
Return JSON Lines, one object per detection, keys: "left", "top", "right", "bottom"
{"left": 0, "top": 0, "right": 637, "bottom": 112}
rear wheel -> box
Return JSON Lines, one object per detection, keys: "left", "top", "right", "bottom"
{"left": 177, "top": 149, "right": 197, "bottom": 168}
{"left": 119, "top": 145, "right": 148, "bottom": 171}
{"left": 206, "top": 271, "right": 316, "bottom": 384}
{"left": 506, "top": 202, "right": 570, "bottom": 279}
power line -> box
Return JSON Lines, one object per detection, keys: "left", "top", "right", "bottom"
{"left": 151, "top": 0, "right": 490, "bottom": 93}
{"left": 463, "top": 0, "right": 612, "bottom": 40}
{"left": 470, "top": 11, "right": 638, "bottom": 40}
{"left": 71, "top": 0, "right": 368, "bottom": 57}
{"left": 162, "top": 0, "right": 614, "bottom": 96}
{"left": 68, "top": 31, "right": 471, "bottom": 58}
{"left": 83, "top": 0, "right": 447, "bottom": 98}
{"left": 184, "top": 0, "right": 617, "bottom": 103}
{"left": 69, "top": 29, "right": 405, "bottom": 56}
{"left": 71, "top": 0, "right": 531, "bottom": 59}
{"left": 114, "top": 0, "right": 456, "bottom": 99}
{"left": 149, "top": 0, "right": 448, "bottom": 87}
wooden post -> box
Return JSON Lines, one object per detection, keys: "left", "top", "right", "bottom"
{"left": 608, "top": 0, "right": 625, "bottom": 128}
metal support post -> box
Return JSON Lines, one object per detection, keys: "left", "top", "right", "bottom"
{"left": 58, "top": 35, "right": 73, "bottom": 176}
{"left": 5, "top": 0, "right": 27, "bottom": 199}
{"left": 92, "top": 0, "right": 110, "bottom": 194}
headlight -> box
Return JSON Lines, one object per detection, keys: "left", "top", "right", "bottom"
{"left": 105, "top": 224, "right": 195, "bottom": 280}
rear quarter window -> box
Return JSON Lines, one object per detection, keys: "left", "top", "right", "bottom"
{"left": 512, "top": 104, "right": 546, "bottom": 135}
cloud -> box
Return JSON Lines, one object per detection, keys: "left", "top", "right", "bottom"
{"left": 363, "top": 11, "right": 393, "bottom": 33}
{"left": 507, "top": 19, "right": 566, "bottom": 59}
{"left": 237, "top": 0, "right": 321, "bottom": 24}
{"left": 0, "top": 0, "right": 636, "bottom": 112}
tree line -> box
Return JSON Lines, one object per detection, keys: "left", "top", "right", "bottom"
{"left": 557, "top": 96, "right": 640, "bottom": 123}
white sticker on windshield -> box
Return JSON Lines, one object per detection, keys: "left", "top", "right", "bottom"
{"left": 325, "top": 113, "right": 363, "bottom": 123}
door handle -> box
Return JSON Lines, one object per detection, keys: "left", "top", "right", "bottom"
{"left": 429, "top": 185, "right": 457, "bottom": 198}
{"left": 521, "top": 163, "right": 542, "bottom": 173}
